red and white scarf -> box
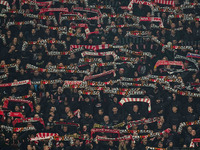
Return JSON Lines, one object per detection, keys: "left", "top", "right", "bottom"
{"left": 120, "top": 82, "right": 157, "bottom": 89}
{"left": 0, "top": 73, "right": 8, "bottom": 80}
{"left": 91, "top": 128, "right": 120, "bottom": 138}
{"left": 139, "top": 17, "right": 164, "bottom": 27}
{"left": 8, "top": 112, "right": 24, "bottom": 118}
{"left": 78, "top": 90, "right": 100, "bottom": 97}
{"left": 6, "top": 21, "right": 35, "bottom": 29}
{"left": 3, "top": 98, "right": 34, "bottom": 112}
{"left": 128, "top": 0, "right": 154, "bottom": 11}
{"left": 12, "top": 117, "right": 45, "bottom": 127}
{"left": 154, "top": 60, "right": 184, "bottom": 69}
{"left": 79, "top": 58, "right": 103, "bottom": 63}
{"left": 30, "top": 133, "right": 59, "bottom": 141}
{"left": 83, "top": 69, "right": 116, "bottom": 81}
{"left": 126, "top": 117, "right": 160, "bottom": 129}
{"left": 154, "top": 0, "right": 175, "bottom": 7}
{"left": 146, "top": 146, "right": 166, "bottom": 150}
{"left": 39, "top": 8, "right": 69, "bottom": 14}
{"left": 72, "top": 7, "right": 102, "bottom": 17}
{"left": 1, "top": 125, "right": 35, "bottom": 132}
{"left": 0, "top": 63, "right": 16, "bottom": 68}
{"left": 26, "top": 64, "right": 89, "bottom": 74}
{"left": 177, "top": 120, "right": 200, "bottom": 134}
{"left": 96, "top": 135, "right": 134, "bottom": 141}
{"left": 162, "top": 85, "right": 200, "bottom": 97}
{"left": 0, "top": 80, "right": 31, "bottom": 87}
{"left": 36, "top": 1, "right": 53, "bottom": 8}
{"left": 0, "top": 110, "right": 5, "bottom": 121}
{"left": 81, "top": 51, "right": 118, "bottom": 60}
{"left": 190, "top": 138, "right": 200, "bottom": 148}
{"left": 64, "top": 81, "right": 83, "bottom": 85}
{"left": 119, "top": 98, "right": 151, "bottom": 113}
{"left": 31, "top": 79, "right": 63, "bottom": 85}
{"left": 70, "top": 44, "right": 110, "bottom": 51}
{"left": 0, "top": 0, "right": 10, "bottom": 10}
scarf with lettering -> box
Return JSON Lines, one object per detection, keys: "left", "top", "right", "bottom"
{"left": 50, "top": 135, "right": 80, "bottom": 147}
{"left": 21, "top": 0, "right": 39, "bottom": 9}
{"left": 47, "top": 51, "right": 70, "bottom": 56}
{"left": 127, "top": 117, "right": 160, "bottom": 129}
{"left": 8, "top": 112, "right": 24, "bottom": 118}
{"left": 83, "top": 69, "right": 116, "bottom": 81}
{"left": 167, "top": 14, "right": 200, "bottom": 23}
{"left": 54, "top": 121, "right": 80, "bottom": 127}
{"left": 72, "top": 7, "right": 102, "bottom": 18}
{"left": 120, "top": 75, "right": 182, "bottom": 83}
{"left": 162, "top": 85, "right": 200, "bottom": 97}
{"left": 91, "top": 128, "right": 120, "bottom": 138}
{"left": 120, "top": 82, "right": 157, "bottom": 89}
{"left": 70, "top": 23, "right": 99, "bottom": 39}
{"left": 31, "top": 79, "right": 63, "bottom": 85}
{"left": 96, "top": 135, "right": 134, "bottom": 141}
{"left": 175, "top": 54, "right": 199, "bottom": 70}
{"left": 70, "top": 44, "right": 110, "bottom": 51}
{"left": 26, "top": 64, "right": 89, "bottom": 74}
{"left": 119, "top": 48, "right": 153, "bottom": 58}
{"left": 79, "top": 58, "right": 103, "bottom": 64}
{"left": 126, "top": 31, "right": 148, "bottom": 36}
{"left": 154, "top": 60, "right": 184, "bottom": 69}
{"left": 146, "top": 146, "right": 166, "bottom": 150}
{"left": 1, "top": 125, "right": 36, "bottom": 132}
{"left": 177, "top": 120, "right": 200, "bottom": 134}
{"left": 139, "top": 17, "right": 164, "bottom": 27}
{"left": 105, "top": 23, "right": 141, "bottom": 31}
{"left": 0, "top": 80, "right": 31, "bottom": 87}
{"left": 6, "top": 21, "right": 35, "bottom": 29}
{"left": 36, "top": 1, "right": 53, "bottom": 8}
{"left": 103, "top": 88, "right": 146, "bottom": 96}
{"left": 3, "top": 98, "right": 34, "bottom": 112}
{"left": 37, "top": 24, "right": 66, "bottom": 32}
{"left": 22, "top": 41, "right": 47, "bottom": 51}
{"left": 27, "top": 64, "right": 77, "bottom": 70}
{"left": 59, "top": 12, "right": 85, "bottom": 23}
{"left": 93, "top": 122, "right": 126, "bottom": 129}
{"left": 39, "top": 8, "right": 69, "bottom": 14}
{"left": 127, "top": 129, "right": 153, "bottom": 134}
{"left": 13, "top": 93, "right": 36, "bottom": 102}
{"left": 12, "top": 117, "right": 45, "bottom": 127}
{"left": 86, "top": 80, "right": 119, "bottom": 86}
{"left": 46, "top": 39, "right": 67, "bottom": 49}
{"left": 78, "top": 90, "right": 100, "bottom": 98}
{"left": 128, "top": 0, "right": 154, "bottom": 11}
{"left": 30, "top": 133, "right": 59, "bottom": 141}
{"left": 133, "top": 128, "right": 171, "bottom": 139}
{"left": 152, "top": 37, "right": 193, "bottom": 53}
{"left": 95, "top": 128, "right": 170, "bottom": 141}
{"left": 2, "top": 9, "right": 58, "bottom": 24}
{"left": 172, "top": 45, "right": 193, "bottom": 51}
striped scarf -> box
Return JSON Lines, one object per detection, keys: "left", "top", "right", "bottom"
{"left": 119, "top": 98, "right": 151, "bottom": 113}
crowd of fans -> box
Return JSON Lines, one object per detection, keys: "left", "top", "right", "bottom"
{"left": 0, "top": 0, "right": 200, "bottom": 149}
